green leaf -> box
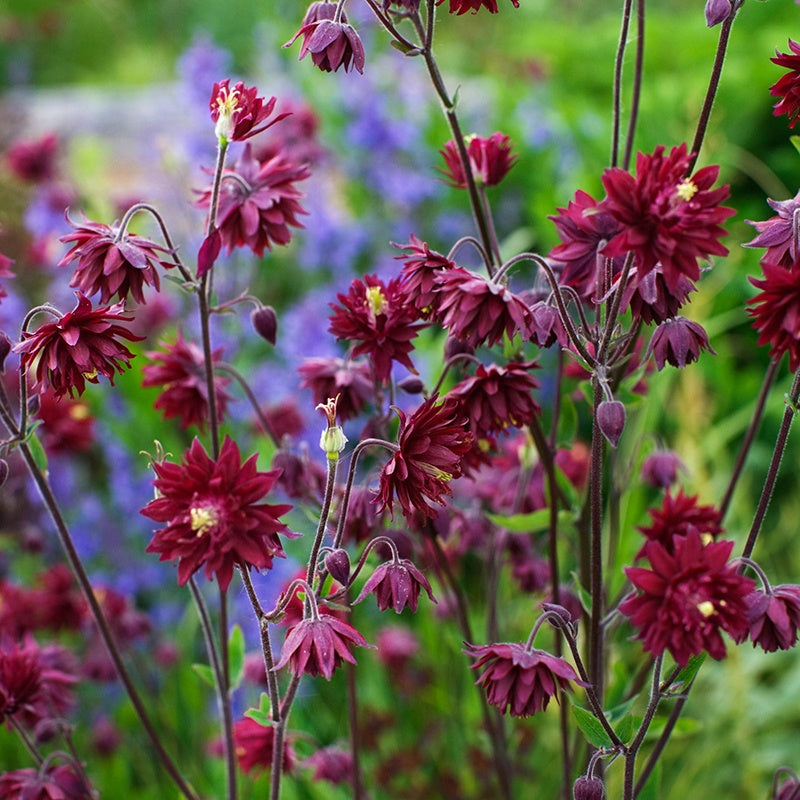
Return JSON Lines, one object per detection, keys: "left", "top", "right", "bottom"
{"left": 244, "top": 693, "right": 273, "bottom": 728}
{"left": 228, "top": 624, "right": 245, "bottom": 691}
{"left": 791, "top": 135, "right": 800, "bottom": 156}
{"left": 668, "top": 653, "right": 706, "bottom": 692}
{"left": 487, "top": 509, "right": 573, "bottom": 533}
{"left": 191, "top": 663, "right": 215, "bottom": 688}
{"left": 24, "top": 431, "right": 49, "bottom": 475}
{"left": 557, "top": 394, "right": 578, "bottom": 450}
{"left": 571, "top": 704, "right": 613, "bottom": 748}
{"left": 570, "top": 570, "right": 593, "bottom": 615}
{"left": 614, "top": 712, "right": 635, "bottom": 745}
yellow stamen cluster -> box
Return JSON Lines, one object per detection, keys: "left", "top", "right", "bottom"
{"left": 675, "top": 179, "right": 698, "bottom": 202}
{"left": 214, "top": 88, "right": 241, "bottom": 142}
{"left": 190, "top": 505, "right": 220, "bottom": 537}
{"left": 366, "top": 286, "right": 387, "bottom": 317}
{"left": 696, "top": 600, "right": 716, "bottom": 618}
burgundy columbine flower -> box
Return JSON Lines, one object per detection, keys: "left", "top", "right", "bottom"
{"left": 35, "top": 389, "right": 95, "bottom": 455}
{"left": 13, "top": 292, "right": 142, "bottom": 397}
{"left": 548, "top": 189, "right": 624, "bottom": 301}
{"left": 328, "top": 274, "right": 423, "bottom": 384}
{"left": 637, "top": 488, "right": 723, "bottom": 559}
{"left": 306, "top": 745, "right": 354, "bottom": 785}
{"left": 0, "top": 764, "right": 91, "bottom": 800}
{"left": 620, "top": 529, "right": 754, "bottom": 667}
{"left": 748, "top": 262, "right": 800, "bottom": 370}
{"left": 354, "top": 558, "right": 436, "bottom": 613}
{"left": 5, "top": 133, "right": 59, "bottom": 183}
{"left": 771, "top": 40, "right": 800, "bottom": 129}
{"left": 233, "top": 717, "right": 295, "bottom": 775}
{"left": 744, "top": 584, "right": 800, "bottom": 652}
{"left": 394, "top": 234, "right": 456, "bottom": 316}
{"left": 142, "top": 331, "right": 232, "bottom": 430}
{"left": 272, "top": 613, "right": 372, "bottom": 680}
{"left": 286, "top": 3, "right": 365, "bottom": 75}
{"left": 436, "top": 0, "right": 519, "bottom": 14}
{"left": 209, "top": 79, "right": 286, "bottom": 143}
{"left": 528, "top": 301, "right": 568, "bottom": 348}
{"left": 377, "top": 395, "right": 473, "bottom": 522}
{"left": 447, "top": 361, "right": 541, "bottom": 439}
{"left": 58, "top": 214, "right": 170, "bottom": 305}
{"left": 298, "top": 357, "right": 373, "bottom": 422}
{"left": 141, "top": 436, "right": 295, "bottom": 592}
{"left": 195, "top": 144, "right": 309, "bottom": 257}
{"left": 600, "top": 143, "right": 734, "bottom": 291}
{"left": 439, "top": 132, "right": 517, "bottom": 188}
{"left": 744, "top": 190, "right": 800, "bottom": 268}
{"left": 648, "top": 316, "right": 715, "bottom": 370}
{"left": 434, "top": 267, "right": 533, "bottom": 348}
{"left": 640, "top": 450, "right": 684, "bottom": 489}
{"left": 621, "top": 266, "right": 696, "bottom": 325}
{"left": 464, "top": 642, "right": 585, "bottom": 717}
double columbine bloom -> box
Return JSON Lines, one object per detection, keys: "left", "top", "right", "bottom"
{"left": 209, "top": 79, "right": 286, "bottom": 144}
{"left": 141, "top": 437, "right": 295, "bottom": 592}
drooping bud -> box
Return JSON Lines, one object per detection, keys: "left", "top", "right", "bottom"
{"left": 324, "top": 548, "right": 351, "bottom": 585}
{"left": 396, "top": 376, "right": 425, "bottom": 395}
{"left": 251, "top": 305, "right": 278, "bottom": 345}
{"left": 596, "top": 400, "right": 626, "bottom": 448}
{"left": 573, "top": 776, "right": 606, "bottom": 800}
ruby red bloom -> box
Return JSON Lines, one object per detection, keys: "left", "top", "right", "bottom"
{"left": 233, "top": 717, "right": 295, "bottom": 774}
{"left": 58, "top": 214, "right": 170, "bottom": 305}
{"left": 35, "top": 390, "right": 94, "bottom": 455}
{"left": 620, "top": 530, "right": 754, "bottom": 667}
{"left": 648, "top": 316, "right": 715, "bottom": 370}
{"left": 637, "top": 488, "right": 723, "bottom": 559}
{"left": 394, "top": 234, "right": 456, "bottom": 316}
{"left": 196, "top": 144, "right": 309, "bottom": 257}
{"left": 448, "top": 361, "right": 541, "bottom": 438}
{"left": 621, "top": 266, "right": 696, "bottom": 325}
{"left": 5, "top": 133, "right": 59, "bottom": 183}
{"left": 0, "top": 764, "right": 91, "bottom": 800}
{"left": 439, "top": 132, "right": 517, "bottom": 188}
{"left": 745, "top": 190, "right": 800, "bottom": 268}
{"left": 141, "top": 436, "right": 294, "bottom": 592}
{"left": 142, "top": 331, "right": 232, "bottom": 430}
{"left": 377, "top": 395, "right": 473, "bottom": 522}
{"left": 748, "top": 262, "right": 800, "bottom": 370}
{"left": 548, "top": 189, "right": 624, "bottom": 300}
{"left": 434, "top": 267, "right": 533, "bottom": 348}
{"left": 744, "top": 584, "right": 800, "bottom": 652}
{"left": 209, "top": 79, "right": 286, "bottom": 142}
{"left": 272, "top": 613, "right": 372, "bottom": 680}
{"left": 601, "top": 143, "right": 734, "bottom": 291}
{"left": 464, "top": 642, "right": 585, "bottom": 717}
{"left": 328, "top": 274, "right": 423, "bottom": 384}
{"left": 354, "top": 558, "right": 436, "bottom": 613}
{"left": 13, "top": 292, "right": 142, "bottom": 397}
{"left": 286, "top": 4, "right": 365, "bottom": 75}
{"left": 437, "top": 0, "right": 519, "bottom": 14}
{"left": 297, "top": 356, "right": 373, "bottom": 422}
{"left": 771, "top": 40, "right": 800, "bottom": 129}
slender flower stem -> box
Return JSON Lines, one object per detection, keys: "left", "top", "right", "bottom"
{"left": 306, "top": 457, "right": 338, "bottom": 590}
{"left": 9, "top": 716, "right": 44, "bottom": 765}
{"left": 217, "top": 363, "right": 280, "bottom": 446}
{"left": 18, "top": 442, "right": 198, "bottom": 800}
{"left": 741, "top": 369, "right": 800, "bottom": 561}
{"left": 347, "top": 632, "right": 365, "bottom": 800}
{"left": 621, "top": 0, "right": 645, "bottom": 172}
{"left": 623, "top": 656, "right": 662, "bottom": 800}
{"left": 633, "top": 693, "right": 687, "bottom": 797}
{"left": 218, "top": 587, "right": 236, "bottom": 800}
{"left": 588, "top": 380, "right": 605, "bottom": 696}
{"left": 688, "top": 13, "right": 736, "bottom": 172}
{"left": 719, "top": 358, "right": 779, "bottom": 518}
{"left": 611, "top": 0, "right": 634, "bottom": 168}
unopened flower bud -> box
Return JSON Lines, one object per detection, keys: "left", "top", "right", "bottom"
{"left": 251, "top": 305, "right": 278, "bottom": 345}
{"left": 596, "top": 400, "right": 626, "bottom": 448}
{"left": 317, "top": 396, "right": 348, "bottom": 461}
{"left": 573, "top": 776, "right": 606, "bottom": 800}
{"left": 396, "top": 376, "right": 425, "bottom": 394}
{"left": 324, "top": 548, "right": 351, "bottom": 585}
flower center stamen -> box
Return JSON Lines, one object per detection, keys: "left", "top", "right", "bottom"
{"left": 366, "top": 286, "right": 387, "bottom": 317}
{"left": 696, "top": 600, "right": 715, "bottom": 618}
{"left": 675, "top": 179, "right": 698, "bottom": 202}
{"left": 190, "top": 505, "right": 220, "bottom": 537}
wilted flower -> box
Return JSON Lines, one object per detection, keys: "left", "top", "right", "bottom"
{"left": 448, "top": 361, "right": 541, "bottom": 439}
{"left": 142, "top": 331, "right": 232, "bottom": 430}
{"left": 141, "top": 436, "right": 294, "bottom": 592}
{"left": 272, "top": 613, "right": 372, "bottom": 680}
{"left": 13, "top": 292, "right": 142, "bottom": 397}
{"left": 620, "top": 529, "right": 754, "bottom": 667}
{"left": 439, "top": 132, "right": 517, "bottom": 188}
{"left": 744, "top": 584, "right": 800, "bottom": 652}
{"left": 58, "top": 214, "right": 170, "bottom": 305}
{"left": 648, "top": 316, "right": 715, "bottom": 370}
{"left": 209, "top": 79, "right": 285, "bottom": 143}
{"left": 377, "top": 395, "right": 473, "bottom": 521}
{"left": 464, "top": 641, "right": 586, "bottom": 717}
{"left": 233, "top": 717, "right": 295, "bottom": 774}
{"left": 196, "top": 144, "right": 309, "bottom": 257}
{"left": 771, "top": 40, "right": 800, "bottom": 129}
{"left": 601, "top": 143, "right": 734, "bottom": 291}
{"left": 328, "top": 274, "right": 423, "bottom": 384}
{"left": 748, "top": 262, "right": 800, "bottom": 370}
{"left": 354, "top": 557, "right": 436, "bottom": 613}
{"left": 745, "top": 190, "right": 800, "bottom": 268}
